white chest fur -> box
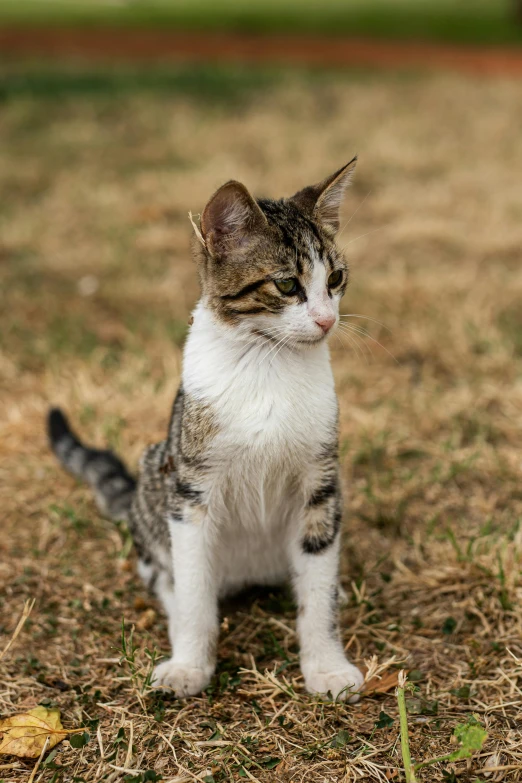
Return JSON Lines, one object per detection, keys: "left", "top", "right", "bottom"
{"left": 181, "top": 304, "right": 338, "bottom": 591}
{"left": 183, "top": 304, "right": 337, "bottom": 464}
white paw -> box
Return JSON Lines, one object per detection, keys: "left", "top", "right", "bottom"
{"left": 304, "top": 662, "right": 364, "bottom": 703}
{"left": 152, "top": 659, "right": 212, "bottom": 697}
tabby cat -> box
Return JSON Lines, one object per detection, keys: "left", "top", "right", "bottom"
{"left": 48, "top": 158, "right": 365, "bottom": 701}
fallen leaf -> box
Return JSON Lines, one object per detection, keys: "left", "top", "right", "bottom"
{"left": 405, "top": 697, "right": 438, "bottom": 715}
{"left": 482, "top": 751, "right": 502, "bottom": 778}
{"left": 0, "top": 706, "right": 83, "bottom": 759}
{"left": 364, "top": 670, "right": 400, "bottom": 695}
{"left": 375, "top": 710, "right": 394, "bottom": 729}
{"left": 330, "top": 729, "right": 351, "bottom": 748}
{"left": 136, "top": 608, "right": 157, "bottom": 631}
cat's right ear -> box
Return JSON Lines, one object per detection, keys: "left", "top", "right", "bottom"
{"left": 290, "top": 157, "right": 357, "bottom": 235}
{"left": 200, "top": 181, "right": 267, "bottom": 259}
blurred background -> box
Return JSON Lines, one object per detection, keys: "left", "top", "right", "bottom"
{"left": 1, "top": 2, "right": 522, "bottom": 781}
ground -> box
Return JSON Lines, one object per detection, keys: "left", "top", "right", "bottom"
{"left": 1, "top": 62, "right": 522, "bottom": 782}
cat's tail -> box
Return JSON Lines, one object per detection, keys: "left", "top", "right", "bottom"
{"left": 47, "top": 407, "right": 136, "bottom": 522}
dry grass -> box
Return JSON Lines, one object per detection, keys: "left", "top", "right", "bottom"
{"left": 1, "top": 63, "right": 522, "bottom": 782}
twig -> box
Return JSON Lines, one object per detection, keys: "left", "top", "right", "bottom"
{"left": 0, "top": 598, "right": 35, "bottom": 661}
{"left": 396, "top": 670, "right": 417, "bottom": 783}
{"left": 27, "top": 735, "right": 50, "bottom": 783}
{"left": 97, "top": 723, "right": 105, "bottom": 760}
{"left": 108, "top": 765, "right": 145, "bottom": 774}
{"left": 124, "top": 720, "right": 134, "bottom": 770}
{"left": 479, "top": 764, "right": 522, "bottom": 773}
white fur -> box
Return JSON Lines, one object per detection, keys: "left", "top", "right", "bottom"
{"left": 153, "top": 287, "right": 362, "bottom": 700}
{"left": 304, "top": 250, "right": 338, "bottom": 331}
{"left": 291, "top": 535, "right": 364, "bottom": 702}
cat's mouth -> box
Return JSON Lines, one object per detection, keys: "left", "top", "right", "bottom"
{"left": 295, "top": 334, "right": 327, "bottom": 346}
{"left": 251, "top": 328, "right": 326, "bottom": 350}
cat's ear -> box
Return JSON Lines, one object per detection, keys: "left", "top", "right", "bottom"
{"left": 201, "top": 181, "right": 267, "bottom": 259}
{"left": 290, "top": 157, "right": 357, "bottom": 234}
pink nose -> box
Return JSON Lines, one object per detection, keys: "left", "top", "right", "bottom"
{"left": 314, "top": 314, "right": 336, "bottom": 333}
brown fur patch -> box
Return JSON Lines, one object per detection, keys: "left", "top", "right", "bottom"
{"left": 180, "top": 394, "right": 218, "bottom": 464}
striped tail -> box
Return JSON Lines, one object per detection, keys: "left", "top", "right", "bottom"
{"left": 47, "top": 407, "right": 136, "bottom": 521}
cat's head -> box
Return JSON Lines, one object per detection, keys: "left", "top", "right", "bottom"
{"left": 194, "top": 158, "right": 356, "bottom": 348}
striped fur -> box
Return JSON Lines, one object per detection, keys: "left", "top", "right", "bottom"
{"left": 48, "top": 159, "right": 364, "bottom": 701}
{"left": 48, "top": 409, "right": 136, "bottom": 521}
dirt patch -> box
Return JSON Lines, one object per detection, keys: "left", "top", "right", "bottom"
{"left": 2, "top": 27, "right": 522, "bottom": 76}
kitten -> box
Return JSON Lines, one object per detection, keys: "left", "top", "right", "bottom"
{"left": 48, "top": 158, "right": 365, "bottom": 702}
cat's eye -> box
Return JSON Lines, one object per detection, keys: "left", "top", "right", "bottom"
{"left": 328, "top": 270, "right": 343, "bottom": 288}
{"left": 274, "top": 278, "right": 299, "bottom": 295}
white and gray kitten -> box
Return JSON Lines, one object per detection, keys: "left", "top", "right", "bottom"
{"left": 48, "top": 157, "right": 365, "bottom": 702}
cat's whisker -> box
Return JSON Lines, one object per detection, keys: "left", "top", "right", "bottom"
{"left": 337, "top": 325, "right": 371, "bottom": 363}
{"left": 334, "top": 328, "right": 367, "bottom": 365}
{"left": 340, "top": 223, "right": 389, "bottom": 249}
{"left": 333, "top": 331, "right": 351, "bottom": 359}
{"left": 256, "top": 329, "right": 286, "bottom": 347}
{"left": 339, "top": 314, "right": 391, "bottom": 332}
{"left": 260, "top": 331, "right": 292, "bottom": 365}
{"left": 262, "top": 336, "right": 288, "bottom": 365}
{"left": 239, "top": 337, "right": 274, "bottom": 358}
{"left": 268, "top": 334, "right": 294, "bottom": 368}
{"left": 247, "top": 326, "right": 288, "bottom": 349}
{"left": 337, "top": 190, "right": 372, "bottom": 240}
{"left": 339, "top": 323, "right": 398, "bottom": 364}
{"left": 238, "top": 327, "right": 290, "bottom": 360}
{"left": 343, "top": 324, "right": 374, "bottom": 356}
{"left": 340, "top": 323, "right": 372, "bottom": 341}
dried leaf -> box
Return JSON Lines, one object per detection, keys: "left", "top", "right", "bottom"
{"left": 364, "top": 669, "right": 400, "bottom": 695}
{"left": 188, "top": 211, "right": 206, "bottom": 248}
{"left": 0, "top": 706, "right": 82, "bottom": 759}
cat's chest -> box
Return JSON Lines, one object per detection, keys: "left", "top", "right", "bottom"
{"left": 211, "top": 375, "right": 328, "bottom": 529}
{"left": 217, "top": 371, "right": 333, "bottom": 451}
{"left": 202, "top": 346, "right": 337, "bottom": 452}
{"left": 183, "top": 322, "right": 338, "bottom": 461}
{"left": 182, "top": 329, "right": 338, "bottom": 528}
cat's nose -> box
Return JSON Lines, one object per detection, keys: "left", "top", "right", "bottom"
{"left": 314, "top": 314, "right": 336, "bottom": 333}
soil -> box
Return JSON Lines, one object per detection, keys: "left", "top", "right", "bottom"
{"left": 1, "top": 27, "right": 522, "bottom": 76}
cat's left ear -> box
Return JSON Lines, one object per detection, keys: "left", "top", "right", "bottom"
{"left": 200, "top": 180, "right": 267, "bottom": 260}
{"left": 290, "top": 156, "right": 357, "bottom": 234}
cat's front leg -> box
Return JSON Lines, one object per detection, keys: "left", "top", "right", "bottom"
{"left": 290, "top": 488, "right": 364, "bottom": 703}
{"left": 152, "top": 513, "right": 218, "bottom": 697}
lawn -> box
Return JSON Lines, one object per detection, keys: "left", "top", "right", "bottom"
{"left": 1, "top": 62, "right": 522, "bottom": 781}
{"left": 0, "top": 0, "right": 521, "bottom": 45}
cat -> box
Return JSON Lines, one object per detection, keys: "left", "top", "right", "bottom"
{"left": 48, "top": 158, "right": 365, "bottom": 702}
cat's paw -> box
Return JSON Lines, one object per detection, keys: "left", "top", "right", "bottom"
{"left": 152, "top": 659, "right": 212, "bottom": 697}
{"left": 304, "top": 662, "right": 364, "bottom": 703}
